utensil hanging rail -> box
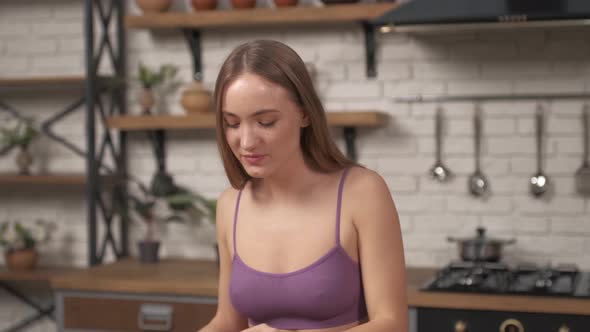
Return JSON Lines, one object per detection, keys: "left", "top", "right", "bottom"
{"left": 394, "top": 93, "right": 590, "bottom": 103}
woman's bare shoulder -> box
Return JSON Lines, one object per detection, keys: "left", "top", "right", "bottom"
{"left": 216, "top": 186, "right": 241, "bottom": 231}
{"left": 346, "top": 166, "right": 389, "bottom": 195}
{"left": 345, "top": 166, "right": 394, "bottom": 224}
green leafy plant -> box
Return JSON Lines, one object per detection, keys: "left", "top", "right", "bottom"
{"left": 137, "top": 62, "right": 178, "bottom": 89}
{"left": 117, "top": 175, "right": 216, "bottom": 243}
{"left": 0, "top": 117, "right": 39, "bottom": 149}
{"left": 0, "top": 219, "right": 56, "bottom": 253}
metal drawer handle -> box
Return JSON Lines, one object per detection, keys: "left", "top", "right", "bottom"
{"left": 455, "top": 320, "right": 468, "bottom": 332}
{"left": 138, "top": 303, "right": 173, "bottom": 331}
{"left": 500, "top": 318, "right": 524, "bottom": 332}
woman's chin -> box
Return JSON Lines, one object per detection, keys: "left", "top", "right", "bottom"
{"left": 243, "top": 165, "right": 268, "bottom": 178}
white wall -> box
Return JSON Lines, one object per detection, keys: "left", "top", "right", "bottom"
{"left": 1, "top": 0, "right": 590, "bottom": 330}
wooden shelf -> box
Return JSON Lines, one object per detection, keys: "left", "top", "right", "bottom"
{"left": 0, "top": 76, "right": 86, "bottom": 87}
{"left": 0, "top": 174, "right": 116, "bottom": 186}
{"left": 0, "top": 75, "right": 120, "bottom": 89}
{"left": 0, "top": 266, "right": 78, "bottom": 282}
{"left": 106, "top": 111, "right": 388, "bottom": 131}
{"left": 125, "top": 3, "right": 398, "bottom": 29}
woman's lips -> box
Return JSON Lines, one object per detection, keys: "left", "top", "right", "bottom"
{"left": 242, "top": 154, "right": 266, "bottom": 165}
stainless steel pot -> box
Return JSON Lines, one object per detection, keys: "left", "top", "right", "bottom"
{"left": 447, "top": 227, "right": 516, "bottom": 262}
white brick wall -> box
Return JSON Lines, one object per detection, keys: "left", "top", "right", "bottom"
{"left": 1, "top": 0, "right": 590, "bottom": 329}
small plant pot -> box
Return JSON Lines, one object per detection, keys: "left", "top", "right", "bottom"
{"left": 138, "top": 88, "right": 156, "bottom": 114}
{"left": 16, "top": 145, "right": 33, "bottom": 175}
{"left": 231, "top": 0, "right": 256, "bottom": 9}
{"left": 135, "top": 0, "right": 173, "bottom": 13}
{"left": 274, "top": 0, "right": 298, "bottom": 7}
{"left": 191, "top": 0, "right": 218, "bottom": 10}
{"left": 138, "top": 241, "right": 160, "bottom": 263}
{"left": 5, "top": 248, "right": 38, "bottom": 271}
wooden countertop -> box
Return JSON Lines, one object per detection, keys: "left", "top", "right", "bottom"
{"left": 51, "top": 258, "right": 219, "bottom": 297}
{"left": 51, "top": 259, "right": 590, "bottom": 316}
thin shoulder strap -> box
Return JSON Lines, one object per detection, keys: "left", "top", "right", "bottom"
{"left": 233, "top": 189, "right": 243, "bottom": 255}
{"left": 335, "top": 167, "right": 350, "bottom": 246}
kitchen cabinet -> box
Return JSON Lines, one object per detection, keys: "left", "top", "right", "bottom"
{"left": 57, "top": 291, "right": 216, "bottom": 331}
{"left": 52, "top": 259, "right": 219, "bottom": 331}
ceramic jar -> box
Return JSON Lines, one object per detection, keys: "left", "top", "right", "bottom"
{"left": 181, "top": 81, "right": 212, "bottom": 114}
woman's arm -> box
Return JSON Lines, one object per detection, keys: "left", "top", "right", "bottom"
{"left": 343, "top": 168, "right": 408, "bottom": 332}
{"left": 199, "top": 188, "right": 249, "bottom": 332}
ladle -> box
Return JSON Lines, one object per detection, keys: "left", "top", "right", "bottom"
{"left": 530, "top": 103, "right": 550, "bottom": 197}
{"left": 468, "top": 104, "right": 489, "bottom": 197}
{"left": 429, "top": 106, "right": 453, "bottom": 182}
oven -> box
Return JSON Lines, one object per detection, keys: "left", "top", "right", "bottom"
{"left": 417, "top": 307, "right": 590, "bottom": 332}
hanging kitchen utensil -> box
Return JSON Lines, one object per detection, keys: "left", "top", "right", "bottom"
{"left": 468, "top": 104, "right": 489, "bottom": 197}
{"left": 530, "top": 102, "right": 550, "bottom": 197}
{"left": 575, "top": 104, "right": 590, "bottom": 196}
{"left": 429, "top": 105, "right": 453, "bottom": 182}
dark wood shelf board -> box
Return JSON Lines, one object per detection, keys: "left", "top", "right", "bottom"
{"left": 0, "top": 266, "right": 78, "bottom": 282}
{"left": 125, "top": 3, "right": 398, "bottom": 29}
{"left": 0, "top": 75, "right": 120, "bottom": 89}
{"left": 106, "top": 111, "right": 388, "bottom": 130}
{"left": 0, "top": 174, "right": 117, "bottom": 186}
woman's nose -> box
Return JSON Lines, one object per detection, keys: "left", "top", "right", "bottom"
{"left": 239, "top": 125, "right": 258, "bottom": 150}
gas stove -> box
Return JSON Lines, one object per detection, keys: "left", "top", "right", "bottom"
{"left": 423, "top": 261, "right": 590, "bottom": 298}
{"left": 416, "top": 261, "right": 590, "bottom": 332}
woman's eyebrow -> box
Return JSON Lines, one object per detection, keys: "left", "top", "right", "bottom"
{"left": 222, "top": 109, "right": 280, "bottom": 117}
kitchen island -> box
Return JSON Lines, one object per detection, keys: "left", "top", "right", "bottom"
{"left": 51, "top": 259, "right": 590, "bottom": 331}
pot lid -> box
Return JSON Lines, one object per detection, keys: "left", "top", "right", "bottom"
{"left": 447, "top": 227, "right": 516, "bottom": 245}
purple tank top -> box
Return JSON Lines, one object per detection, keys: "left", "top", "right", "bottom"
{"left": 229, "top": 168, "right": 367, "bottom": 330}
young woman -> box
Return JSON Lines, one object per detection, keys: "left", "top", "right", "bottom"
{"left": 199, "top": 40, "right": 407, "bottom": 332}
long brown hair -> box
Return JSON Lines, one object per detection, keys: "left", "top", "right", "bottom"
{"left": 214, "top": 40, "right": 356, "bottom": 189}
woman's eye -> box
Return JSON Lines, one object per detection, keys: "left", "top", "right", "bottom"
{"left": 259, "top": 121, "right": 276, "bottom": 128}
{"left": 225, "top": 121, "right": 239, "bottom": 128}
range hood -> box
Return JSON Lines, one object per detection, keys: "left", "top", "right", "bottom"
{"left": 373, "top": 0, "right": 590, "bottom": 32}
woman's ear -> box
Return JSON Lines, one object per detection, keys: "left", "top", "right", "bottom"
{"left": 300, "top": 111, "right": 310, "bottom": 128}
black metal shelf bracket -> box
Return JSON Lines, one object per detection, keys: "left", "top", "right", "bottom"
{"left": 0, "top": 281, "right": 55, "bottom": 332}
{"left": 363, "top": 22, "right": 377, "bottom": 78}
{"left": 343, "top": 127, "right": 357, "bottom": 161}
{"left": 86, "top": 0, "right": 127, "bottom": 266}
{"left": 183, "top": 29, "right": 203, "bottom": 81}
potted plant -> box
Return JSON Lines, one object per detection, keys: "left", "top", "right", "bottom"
{"left": 134, "top": 62, "right": 178, "bottom": 114}
{"left": 135, "top": 0, "right": 173, "bottom": 13}
{"left": 120, "top": 175, "right": 216, "bottom": 264}
{"left": 0, "top": 219, "right": 56, "bottom": 271}
{"left": 0, "top": 117, "right": 39, "bottom": 175}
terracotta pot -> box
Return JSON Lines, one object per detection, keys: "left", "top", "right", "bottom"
{"left": 16, "top": 145, "right": 33, "bottom": 175}
{"left": 5, "top": 248, "right": 38, "bottom": 271}
{"left": 135, "top": 0, "right": 173, "bottom": 13}
{"left": 231, "top": 0, "right": 256, "bottom": 9}
{"left": 192, "top": 0, "right": 218, "bottom": 10}
{"left": 138, "top": 88, "right": 155, "bottom": 114}
{"left": 181, "top": 81, "right": 212, "bottom": 114}
{"left": 274, "top": 0, "right": 298, "bottom": 7}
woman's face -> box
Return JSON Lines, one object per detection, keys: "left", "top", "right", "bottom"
{"left": 222, "top": 72, "right": 307, "bottom": 178}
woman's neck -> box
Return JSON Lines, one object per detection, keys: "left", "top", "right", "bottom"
{"left": 250, "top": 157, "right": 322, "bottom": 205}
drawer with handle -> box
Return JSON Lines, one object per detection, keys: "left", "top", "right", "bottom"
{"left": 62, "top": 293, "right": 216, "bottom": 331}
